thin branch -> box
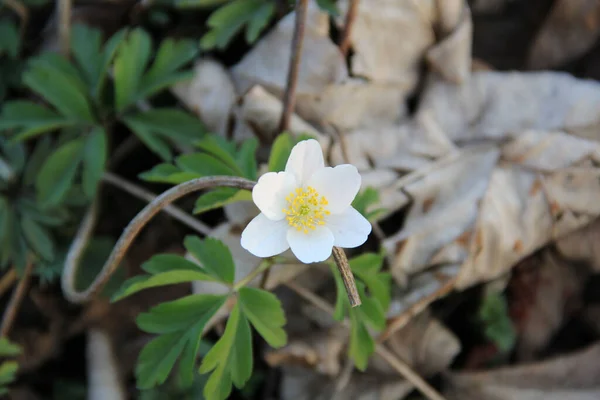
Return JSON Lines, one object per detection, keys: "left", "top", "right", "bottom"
{"left": 1, "top": 261, "right": 34, "bottom": 337}
{"left": 278, "top": 0, "right": 309, "bottom": 132}
{"left": 0, "top": 268, "right": 17, "bottom": 298}
{"left": 338, "top": 0, "right": 359, "bottom": 56}
{"left": 62, "top": 176, "right": 255, "bottom": 304}
{"left": 57, "top": 0, "right": 72, "bottom": 57}
{"left": 332, "top": 247, "right": 361, "bottom": 307}
{"left": 102, "top": 172, "right": 212, "bottom": 236}
{"left": 285, "top": 281, "right": 448, "bottom": 400}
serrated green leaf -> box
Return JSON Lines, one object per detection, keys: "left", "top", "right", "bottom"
{"left": 176, "top": 153, "right": 236, "bottom": 177}
{"left": 349, "top": 252, "right": 391, "bottom": 311}
{"left": 199, "top": 302, "right": 252, "bottom": 400}
{"left": 136, "top": 331, "right": 190, "bottom": 389}
{"left": 245, "top": 3, "right": 275, "bottom": 43}
{"left": 82, "top": 127, "right": 107, "bottom": 197}
{"left": 200, "top": 0, "right": 263, "bottom": 50}
{"left": 124, "top": 117, "right": 173, "bottom": 161}
{"left": 193, "top": 188, "right": 252, "bottom": 214}
{"left": 268, "top": 132, "right": 294, "bottom": 172}
{"left": 141, "top": 253, "right": 211, "bottom": 275}
{"left": 196, "top": 136, "right": 243, "bottom": 176}
{"left": 113, "top": 270, "right": 220, "bottom": 302}
{"left": 139, "top": 38, "right": 198, "bottom": 99}
{"left": 238, "top": 287, "right": 287, "bottom": 348}
{"left": 139, "top": 163, "right": 199, "bottom": 184}
{"left": 237, "top": 137, "right": 258, "bottom": 180}
{"left": 125, "top": 109, "right": 204, "bottom": 146}
{"left": 22, "top": 53, "right": 94, "bottom": 121}
{"left": 20, "top": 215, "right": 54, "bottom": 261}
{"left": 184, "top": 236, "right": 235, "bottom": 284}
{"left": 114, "top": 28, "right": 153, "bottom": 111}
{"left": 70, "top": 23, "right": 103, "bottom": 88}
{"left": 137, "top": 294, "right": 226, "bottom": 334}
{"left": 348, "top": 310, "right": 374, "bottom": 371}
{"left": 36, "top": 138, "right": 85, "bottom": 207}
{"left": 0, "top": 101, "right": 74, "bottom": 141}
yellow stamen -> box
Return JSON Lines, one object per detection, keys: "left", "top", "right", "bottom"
{"left": 282, "top": 186, "right": 330, "bottom": 234}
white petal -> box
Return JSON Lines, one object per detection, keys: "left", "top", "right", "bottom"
{"left": 327, "top": 207, "right": 372, "bottom": 248}
{"left": 241, "top": 214, "right": 290, "bottom": 257}
{"left": 252, "top": 171, "right": 297, "bottom": 220}
{"left": 307, "top": 165, "right": 361, "bottom": 213}
{"left": 287, "top": 226, "right": 334, "bottom": 263}
{"left": 285, "top": 139, "right": 325, "bottom": 186}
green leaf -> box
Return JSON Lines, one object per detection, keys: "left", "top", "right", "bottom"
{"left": 479, "top": 292, "right": 516, "bottom": 353}
{"left": 22, "top": 53, "right": 94, "bottom": 121}
{"left": 184, "top": 236, "right": 235, "bottom": 284}
{"left": 114, "top": 28, "right": 153, "bottom": 111}
{"left": 20, "top": 215, "right": 54, "bottom": 261}
{"left": 137, "top": 294, "right": 226, "bottom": 334}
{"left": 200, "top": 0, "right": 264, "bottom": 50}
{"left": 137, "top": 329, "right": 192, "bottom": 389}
{"left": 0, "top": 101, "right": 74, "bottom": 141}
{"left": 352, "top": 187, "right": 386, "bottom": 221}
{"left": 141, "top": 253, "right": 212, "bottom": 275}
{"left": 139, "top": 38, "right": 198, "bottom": 99}
{"left": 125, "top": 108, "right": 204, "bottom": 146}
{"left": 0, "top": 19, "right": 20, "bottom": 58}
{"left": 36, "top": 138, "right": 85, "bottom": 207}
{"left": 238, "top": 287, "right": 287, "bottom": 348}
{"left": 196, "top": 136, "right": 243, "bottom": 176}
{"left": 237, "top": 137, "right": 258, "bottom": 180}
{"left": 23, "top": 136, "right": 52, "bottom": 186}
{"left": 0, "top": 337, "right": 21, "bottom": 357}
{"left": 349, "top": 253, "right": 391, "bottom": 311}
{"left": 0, "top": 361, "right": 18, "bottom": 387}
{"left": 176, "top": 153, "right": 236, "bottom": 177}
{"left": 96, "top": 29, "right": 128, "bottom": 97}
{"left": 139, "top": 163, "right": 199, "bottom": 184}
{"left": 355, "top": 285, "right": 385, "bottom": 331}
{"left": 124, "top": 117, "right": 173, "bottom": 161}
{"left": 82, "top": 127, "right": 107, "bottom": 197}
{"left": 70, "top": 23, "right": 103, "bottom": 88}
{"left": 316, "top": 0, "right": 340, "bottom": 16}
{"left": 245, "top": 3, "right": 275, "bottom": 43}
{"left": 199, "top": 302, "right": 252, "bottom": 400}
{"left": 113, "top": 270, "right": 220, "bottom": 302}
{"left": 175, "top": 0, "right": 229, "bottom": 7}
{"left": 193, "top": 188, "right": 252, "bottom": 214}
{"left": 268, "top": 132, "right": 294, "bottom": 172}
{"left": 348, "top": 310, "right": 374, "bottom": 371}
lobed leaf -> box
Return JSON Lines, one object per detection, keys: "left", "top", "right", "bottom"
{"left": 184, "top": 236, "right": 235, "bottom": 284}
{"left": 238, "top": 287, "right": 287, "bottom": 348}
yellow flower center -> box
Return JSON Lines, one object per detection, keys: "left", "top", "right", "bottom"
{"left": 283, "top": 186, "right": 330, "bottom": 234}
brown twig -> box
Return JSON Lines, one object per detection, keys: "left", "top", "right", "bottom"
{"left": 285, "top": 281, "right": 448, "bottom": 400}
{"left": 278, "top": 0, "right": 309, "bottom": 132}
{"left": 339, "top": 0, "right": 359, "bottom": 56}
{"left": 2, "top": 0, "right": 29, "bottom": 36}
{"left": 57, "top": 0, "right": 72, "bottom": 57}
{"left": 332, "top": 247, "right": 361, "bottom": 307}
{"left": 61, "top": 176, "right": 256, "bottom": 304}
{"left": 1, "top": 261, "right": 34, "bottom": 337}
{"left": 102, "top": 172, "right": 212, "bottom": 236}
{"left": 0, "top": 269, "right": 17, "bottom": 299}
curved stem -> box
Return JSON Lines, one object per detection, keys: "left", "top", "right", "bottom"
{"left": 1, "top": 261, "right": 34, "bottom": 337}
{"left": 61, "top": 176, "right": 255, "bottom": 304}
{"left": 233, "top": 259, "right": 273, "bottom": 291}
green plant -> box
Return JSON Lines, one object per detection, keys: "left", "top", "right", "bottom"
{"left": 479, "top": 291, "right": 516, "bottom": 353}
{"left": 113, "top": 236, "right": 287, "bottom": 400}
{"left": 0, "top": 24, "right": 204, "bottom": 208}
{"left": 0, "top": 18, "right": 23, "bottom": 103}
{"left": 331, "top": 252, "right": 391, "bottom": 369}
{"left": 0, "top": 337, "right": 21, "bottom": 395}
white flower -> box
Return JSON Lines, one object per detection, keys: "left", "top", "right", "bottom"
{"left": 241, "top": 139, "right": 371, "bottom": 263}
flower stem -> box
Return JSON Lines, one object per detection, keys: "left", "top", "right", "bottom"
{"left": 233, "top": 260, "right": 273, "bottom": 291}
{"left": 332, "top": 247, "right": 361, "bottom": 307}
{"left": 62, "top": 176, "right": 256, "bottom": 304}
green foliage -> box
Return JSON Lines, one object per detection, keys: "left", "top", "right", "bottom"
{"left": 199, "top": 0, "right": 276, "bottom": 50}
{"left": 479, "top": 291, "right": 516, "bottom": 353}
{"left": 0, "top": 337, "right": 21, "bottom": 395}
{"left": 331, "top": 252, "right": 391, "bottom": 370}
{"left": 0, "top": 23, "right": 202, "bottom": 205}
{"left": 140, "top": 134, "right": 257, "bottom": 213}
{"left": 0, "top": 139, "right": 71, "bottom": 270}
{"left": 352, "top": 187, "right": 386, "bottom": 221}
{"left": 0, "top": 19, "right": 23, "bottom": 102}
{"left": 113, "top": 236, "right": 287, "bottom": 400}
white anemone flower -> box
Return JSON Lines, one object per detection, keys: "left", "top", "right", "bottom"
{"left": 241, "top": 139, "right": 372, "bottom": 263}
